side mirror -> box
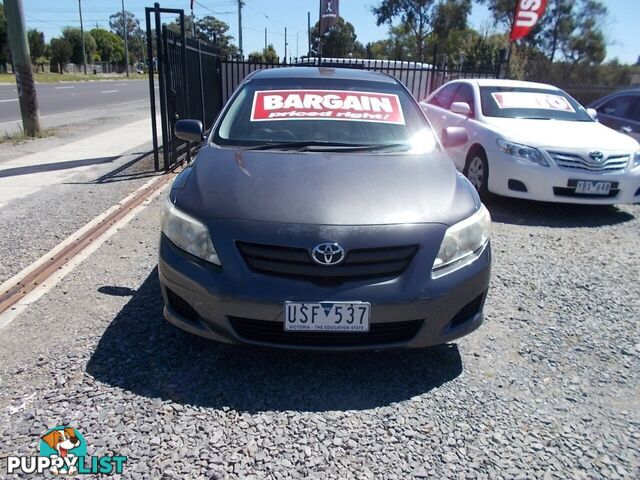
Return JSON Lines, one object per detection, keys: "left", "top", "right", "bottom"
{"left": 450, "top": 101, "right": 472, "bottom": 116}
{"left": 441, "top": 126, "right": 469, "bottom": 149}
{"left": 175, "top": 119, "right": 204, "bottom": 142}
{"left": 586, "top": 108, "right": 598, "bottom": 120}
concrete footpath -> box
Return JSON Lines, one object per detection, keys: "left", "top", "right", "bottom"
{"left": 0, "top": 116, "right": 159, "bottom": 208}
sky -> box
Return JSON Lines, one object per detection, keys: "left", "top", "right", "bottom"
{"left": 15, "top": 0, "right": 640, "bottom": 65}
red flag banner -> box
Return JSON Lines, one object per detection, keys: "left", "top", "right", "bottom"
{"left": 510, "top": 0, "right": 548, "bottom": 42}
{"left": 320, "top": 0, "right": 339, "bottom": 35}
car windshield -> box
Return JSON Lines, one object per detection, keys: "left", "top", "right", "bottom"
{"left": 479, "top": 86, "right": 593, "bottom": 122}
{"left": 212, "top": 76, "right": 435, "bottom": 152}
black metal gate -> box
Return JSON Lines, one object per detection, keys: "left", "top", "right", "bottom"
{"left": 146, "top": 3, "right": 221, "bottom": 171}
{"left": 147, "top": 4, "right": 503, "bottom": 171}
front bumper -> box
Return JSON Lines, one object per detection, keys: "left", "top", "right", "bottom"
{"left": 158, "top": 221, "right": 491, "bottom": 351}
{"left": 487, "top": 151, "right": 640, "bottom": 204}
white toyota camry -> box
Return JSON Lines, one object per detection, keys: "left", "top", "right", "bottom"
{"left": 420, "top": 79, "right": 640, "bottom": 204}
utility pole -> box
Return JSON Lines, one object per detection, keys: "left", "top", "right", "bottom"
{"left": 307, "top": 12, "right": 311, "bottom": 56}
{"left": 191, "top": 4, "right": 196, "bottom": 37}
{"left": 78, "top": 0, "right": 87, "bottom": 74}
{"left": 122, "top": 0, "right": 130, "bottom": 77}
{"left": 4, "top": 0, "right": 41, "bottom": 135}
{"left": 284, "top": 27, "right": 287, "bottom": 64}
{"left": 296, "top": 32, "right": 299, "bottom": 60}
{"left": 237, "top": 0, "right": 243, "bottom": 58}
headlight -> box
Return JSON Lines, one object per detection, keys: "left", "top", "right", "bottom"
{"left": 497, "top": 139, "right": 548, "bottom": 166}
{"left": 432, "top": 205, "right": 491, "bottom": 278}
{"left": 633, "top": 150, "right": 640, "bottom": 168}
{"left": 161, "top": 197, "right": 221, "bottom": 265}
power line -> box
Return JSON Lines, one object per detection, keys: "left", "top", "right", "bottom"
{"left": 244, "top": 1, "right": 302, "bottom": 33}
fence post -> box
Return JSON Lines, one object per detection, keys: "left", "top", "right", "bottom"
{"left": 197, "top": 41, "right": 206, "bottom": 127}
{"left": 429, "top": 43, "right": 438, "bottom": 94}
{"left": 145, "top": 7, "right": 159, "bottom": 171}
{"left": 154, "top": 4, "right": 170, "bottom": 171}
{"left": 497, "top": 48, "right": 508, "bottom": 79}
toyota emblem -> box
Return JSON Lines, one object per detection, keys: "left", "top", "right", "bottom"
{"left": 588, "top": 151, "right": 605, "bottom": 163}
{"left": 311, "top": 243, "right": 345, "bottom": 266}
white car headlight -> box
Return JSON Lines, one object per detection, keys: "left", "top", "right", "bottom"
{"left": 633, "top": 150, "right": 640, "bottom": 168}
{"left": 432, "top": 205, "right": 491, "bottom": 278}
{"left": 161, "top": 197, "right": 221, "bottom": 265}
{"left": 497, "top": 139, "right": 548, "bottom": 166}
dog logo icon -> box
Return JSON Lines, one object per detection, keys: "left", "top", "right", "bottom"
{"left": 39, "top": 426, "right": 86, "bottom": 475}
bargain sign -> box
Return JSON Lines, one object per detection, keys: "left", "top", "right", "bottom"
{"left": 250, "top": 90, "right": 406, "bottom": 125}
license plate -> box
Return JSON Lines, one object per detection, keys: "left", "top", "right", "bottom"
{"left": 284, "top": 302, "right": 370, "bottom": 332}
{"left": 574, "top": 180, "right": 611, "bottom": 195}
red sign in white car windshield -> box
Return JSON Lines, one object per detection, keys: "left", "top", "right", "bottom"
{"left": 250, "top": 89, "right": 405, "bottom": 125}
{"left": 491, "top": 92, "right": 575, "bottom": 112}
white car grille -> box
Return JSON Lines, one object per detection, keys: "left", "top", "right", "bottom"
{"left": 547, "top": 151, "right": 630, "bottom": 173}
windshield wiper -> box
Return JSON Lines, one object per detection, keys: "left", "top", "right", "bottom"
{"left": 515, "top": 116, "right": 554, "bottom": 120}
{"left": 242, "top": 141, "right": 409, "bottom": 152}
{"left": 243, "top": 141, "right": 362, "bottom": 151}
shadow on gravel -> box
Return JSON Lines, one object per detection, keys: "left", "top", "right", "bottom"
{"left": 486, "top": 195, "right": 635, "bottom": 228}
{"left": 87, "top": 269, "right": 463, "bottom": 412}
{"left": 65, "top": 151, "right": 158, "bottom": 185}
{"left": 0, "top": 156, "right": 119, "bottom": 178}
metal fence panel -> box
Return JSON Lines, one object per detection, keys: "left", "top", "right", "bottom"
{"left": 147, "top": 6, "right": 501, "bottom": 171}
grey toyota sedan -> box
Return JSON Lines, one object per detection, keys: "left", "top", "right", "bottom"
{"left": 159, "top": 67, "right": 491, "bottom": 350}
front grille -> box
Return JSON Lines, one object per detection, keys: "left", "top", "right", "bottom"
{"left": 237, "top": 242, "right": 418, "bottom": 283}
{"left": 229, "top": 317, "right": 423, "bottom": 347}
{"left": 548, "top": 151, "right": 629, "bottom": 173}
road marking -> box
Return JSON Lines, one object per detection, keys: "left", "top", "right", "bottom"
{"left": 116, "top": 83, "right": 127, "bottom": 86}
{"left": 0, "top": 168, "right": 176, "bottom": 329}
{"left": 55, "top": 86, "right": 75, "bottom": 90}
{"left": 101, "top": 89, "right": 118, "bottom": 93}
{"left": 0, "top": 99, "right": 18, "bottom": 103}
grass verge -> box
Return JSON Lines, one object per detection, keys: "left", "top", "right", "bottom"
{"left": 0, "top": 127, "right": 56, "bottom": 144}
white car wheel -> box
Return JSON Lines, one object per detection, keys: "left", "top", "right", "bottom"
{"left": 467, "top": 156, "right": 484, "bottom": 190}
{"left": 464, "top": 151, "right": 489, "bottom": 197}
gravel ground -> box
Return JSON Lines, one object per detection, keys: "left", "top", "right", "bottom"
{"left": 0, "top": 195, "right": 638, "bottom": 479}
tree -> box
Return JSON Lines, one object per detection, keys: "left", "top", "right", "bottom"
{"left": 479, "top": 0, "right": 608, "bottom": 64}
{"left": 431, "top": 0, "right": 471, "bottom": 40}
{"left": 248, "top": 44, "right": 278, "bottom": 63}
{"left": 167, "top": 15, "right": 238, "bottom": 57}
{"left": 372, "top": 0, "right": 439, "bottom": 62}
{"left": 538, "top": 0, "right": 574, "bottom": 62}
{"left": 0, "top": 4, "right": 10, "bottom": 73}
{"left": 27, "top": 29, "right": 46, "bottom": 62}
{"left": 109, "top": 10, "right": 144, "bottom": 62}
{"left": 310, "top": 18, "right": 365, "bottom": 58}
{"left": 90, "top": 28, "right": 125, "bottom": 63}
{"left": 196, "top": 16, "right": 238, "bottom": 57}
{"left": 49, "top": 37, "right": 72, "bottom": 73}
{"left": 62, "top": 27, "right": 96, "bottom": 65}
{"left": 563, "top": 0, "right": 607, "bottom": 65}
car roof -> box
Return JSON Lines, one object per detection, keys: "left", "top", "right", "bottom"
{"left": 248, "top": 67, "right": 399, "bottom": 84}
{"left": 455, "top": 78, "right": 561, "bottom": 90}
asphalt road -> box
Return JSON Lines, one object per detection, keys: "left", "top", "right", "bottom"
{"left": 0, "top": 79, "right": 151, "bottom": 127}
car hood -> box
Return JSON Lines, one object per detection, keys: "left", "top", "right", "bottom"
{"left": 174, "top": 147, "right": 477, "bottom": 226}
{"left": 483, "top": 117, "right": 640, "bottom": 151}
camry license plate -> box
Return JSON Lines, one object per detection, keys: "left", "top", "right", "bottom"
{"left": 574, "top": 180, "right": 611, "bottom": 195}
{"left": 284, "top": 302, "right": 370, "bottom": 332}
